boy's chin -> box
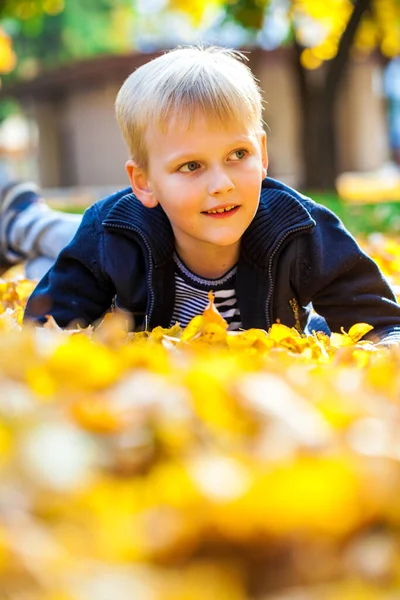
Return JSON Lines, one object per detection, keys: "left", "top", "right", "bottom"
{"left": 205, "top": 233, "right": 244, "bottom": 247}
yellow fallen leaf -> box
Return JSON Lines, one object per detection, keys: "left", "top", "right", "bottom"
{"left": 269, "top": 322, "right": 301, "bottom": 344}
{"left": 347, "top": 322, "right": 374, "bottom": 342}
{"left": 203, "top": 291, "right": 229, "bottom": 330}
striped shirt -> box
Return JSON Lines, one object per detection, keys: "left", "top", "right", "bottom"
{"left": 170, "top": 252, "right": 242, "bottom": 331}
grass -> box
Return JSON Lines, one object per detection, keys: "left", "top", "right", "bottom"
{"left": 305, "top": 191, "right": 400, "bottom": 237}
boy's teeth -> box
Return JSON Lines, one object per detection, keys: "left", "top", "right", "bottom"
{"left": 207, "top": 205, "right": 236, "bottom": 214}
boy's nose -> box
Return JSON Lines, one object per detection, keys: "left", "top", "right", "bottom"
{"left": 208, "top": 169, "right": 235, "bottom": 195}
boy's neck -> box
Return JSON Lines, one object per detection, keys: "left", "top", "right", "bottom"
{"left": 175, "top": 242, "right": 240, "bottom": 279}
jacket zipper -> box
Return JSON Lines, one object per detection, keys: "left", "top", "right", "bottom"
{"left": 105, "top": 223, "right": 155, "bottom": 329}
{"left": 266, "top": 224, "right": 314, "bottom": 328}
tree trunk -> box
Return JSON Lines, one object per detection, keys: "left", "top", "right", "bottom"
{"left": 295, "top": 66, "right": 337, "bottom": 189}
{"left": 293, "top": 0, "right": 373, "bottom": 190}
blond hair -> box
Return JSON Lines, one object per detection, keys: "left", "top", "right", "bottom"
{"left": 115, "top": 45, "right": 264, "bottom": 168}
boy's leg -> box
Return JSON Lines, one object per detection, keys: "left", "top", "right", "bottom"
{"left": 0, "top": 182, "right": 82, "bottom": 278}
{"left": 25, "top": 257, "right": 58, "bottom": 280}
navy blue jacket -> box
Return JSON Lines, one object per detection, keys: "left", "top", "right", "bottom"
{"left": 25, "top": 178, "right": 400, "bottom": 343}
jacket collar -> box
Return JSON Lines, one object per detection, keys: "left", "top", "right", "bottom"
{"left": 103, "top": 193, "right": 175, "bottom": 266}
{"left": 102, "top": 179, "right": 315, "bottom": 268}
{"left": 241, "top": 181, "right": 315, "bottom": 264}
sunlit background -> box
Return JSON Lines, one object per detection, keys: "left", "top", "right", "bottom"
{"left": 0, "top": 0, "right": 399, "bottom": 214}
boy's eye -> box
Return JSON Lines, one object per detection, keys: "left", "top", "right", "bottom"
{"left": 230, "top": 149, "right": 247, "bottom": 160}
{"left": 179, "top": 161, "right": 200, "bottom": 172}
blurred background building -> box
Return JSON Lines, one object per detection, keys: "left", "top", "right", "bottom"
{"left": 0, "top": 0, "right": 398, "bottom": 194}
{"left": 0, "top": 47, "right": 390, "bottom": 190}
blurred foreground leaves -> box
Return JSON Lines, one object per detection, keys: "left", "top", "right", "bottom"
{"left": 2, "top": 237, "right": 400, "bottom": 598}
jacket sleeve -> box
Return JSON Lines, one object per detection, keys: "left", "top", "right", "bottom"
{"left": 296, "top": 203, "right": 400, "bottom": 344}
{"left": 24, "top": 204, "right": 116, "bottom": 328}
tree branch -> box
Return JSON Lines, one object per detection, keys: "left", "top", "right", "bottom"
{"left": 292, "top": 38, "right": 308, "bottom": 103}
{"left": 325, "top": 0, "right": 372, "bottom": 104}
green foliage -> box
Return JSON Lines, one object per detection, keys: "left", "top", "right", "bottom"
{"left": 0, "top": 96, "right": 19, "bottom": 120}
{"left": 224, "top": 0, "right": 270, "bottom": 30}
{"left": 309, "top": 191, "right": 400, "bottom": 236}
{"left": 60, "top": 0, "right": 132, "bottom": 60}
{"left": 1, "top": 0, "right": 135, "bottom": 81}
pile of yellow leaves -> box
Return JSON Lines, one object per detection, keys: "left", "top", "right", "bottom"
{"left": 1, "top": 237, "right": 400, "bottom": 599}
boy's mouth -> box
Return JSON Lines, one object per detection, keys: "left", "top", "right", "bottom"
{"left": 202, "top": 204, "right": 240, "bottom": 217}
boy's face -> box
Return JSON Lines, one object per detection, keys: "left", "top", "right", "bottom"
{"left": 126, "top": 112, "right": 268, "bottom": 261}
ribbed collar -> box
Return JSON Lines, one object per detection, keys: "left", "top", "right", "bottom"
{"left": 241, "top": 182, "right": 315, "bottom": 264}
{"left": 102, "top": 179, "right": 315, "bottom": 268}
{"left": 103, "top": 192, "right": 175, "bottom": 265}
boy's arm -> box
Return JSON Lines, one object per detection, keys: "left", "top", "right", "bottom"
{"left": 24, "top": 204, "right": 116, "bottom": 328}
{"left": 295, "top": 203, "right": 400, "bottom": 345}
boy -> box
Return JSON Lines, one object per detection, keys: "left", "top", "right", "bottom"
{"left": 2, "top": 46, "right": 400, "bottom": 343}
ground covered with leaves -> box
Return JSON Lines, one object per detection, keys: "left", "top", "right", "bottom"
{"left": 1, "top": 235, "right": 400, "bottom": 600}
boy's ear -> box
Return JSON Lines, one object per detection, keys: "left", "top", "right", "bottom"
{"left": 260, "top": 132, "right": 268, "bottom": 178}
{"left": 125, "top": 160, "right": 159, "bottom": 208}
